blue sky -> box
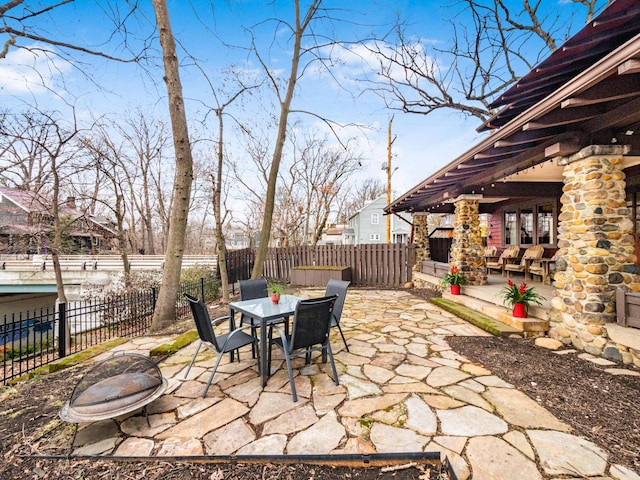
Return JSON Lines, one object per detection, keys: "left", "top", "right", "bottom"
{"left": 0, "top": 0, "right": 601, "bottom": 200}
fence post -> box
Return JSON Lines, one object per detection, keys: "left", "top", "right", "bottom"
{"left": 57, "top": 302, "right": 67, "bottom": 359}
{"left": 200, "top": 277, "right": 205, "bottom": 301}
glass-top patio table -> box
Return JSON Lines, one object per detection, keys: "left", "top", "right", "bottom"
{"left": 229, "top": 294, "right": 303, "bottom": 387}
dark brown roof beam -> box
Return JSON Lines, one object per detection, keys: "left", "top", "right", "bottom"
{"left": 493, "top": 58, "right": 592, "bottom": 105}
{"left": 494, "top": 128, "right": 564, "bottom": 147}
{"left": 534, "top": 43, "right": 615, "bottom": 74}
{"left": 457, "top": 158, "right": 506, "bottom": 168}
{"left": 432, "top": 177, "right": 460, "bottom": 186}
{"left": 560, "top": 21, "right": 640, "bottom": 53}
{"left": 591, "top": 2, "right": 640, "bottom": 28}
{"left": 523, "top": 104, "right": 604, "bottom": 130}
{"left": 464, "top": 181, "right": 564, "bottom": 198}
{"left": 467, "top": 148, "right": 548, "bottom": 186}
{"left": 474, "top": 144, "right": 534, "bottom": 159}
{"left": 509, "top": 68, "right": 575, "bottom": 91}
{"left": 545, "top": 141, "right": 583, "bottom": 158}
{"left": 582, "top": 96, "right": 640, "bottom": 134}
{"left": 444, "top": 171, "right": 474, "bottom": 178}
{"left": 561, "top": 73, "right": 640, "bottom": 108}
{"left": 619, "top": 58, "right": 640, "bottom": 75}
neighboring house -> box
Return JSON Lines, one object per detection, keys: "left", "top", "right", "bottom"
{"left": 343, "top": 196, "right": 411, "bottom": 245}
{"left": 0, "top": 186, "right": 117, "bottom": 255}
{"left": 386, "top": 0, "right": 640, "bottom": 362}
{"left": 317, "top": 223, "right": 347, "bottom": 245}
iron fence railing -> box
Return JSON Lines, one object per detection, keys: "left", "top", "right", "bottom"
{"left": 1, "top": 275, "right": 220, "bottom": 385}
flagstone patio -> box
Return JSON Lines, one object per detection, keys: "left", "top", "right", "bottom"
{"left": 77, "top": 288, "right": 639, "bottom": 480}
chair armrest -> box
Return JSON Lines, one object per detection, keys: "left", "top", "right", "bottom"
{"left": 211, "top": 315, "right": 232, "bottom": 327}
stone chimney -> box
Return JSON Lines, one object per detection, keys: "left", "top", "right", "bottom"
{"left": 66, "top": 196, "right": 76, "bottom": 209}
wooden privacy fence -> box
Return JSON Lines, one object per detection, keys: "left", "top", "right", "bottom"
{"left": 261, "top": 244, "right": 416, "bottom": 287}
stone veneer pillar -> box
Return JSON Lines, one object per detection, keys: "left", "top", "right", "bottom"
{"left": 550, "top": 145, "right": 640, "bottom": 361}
{"left": 451, "top": 198, "right": 487, "bottom": 285}
{"left": 412, "top": 213, "right": 430, "bottom": 271}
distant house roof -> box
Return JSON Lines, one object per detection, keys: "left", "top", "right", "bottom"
{"left": 0, "top": 186, "right": 81, "bottom": 217}
{"left": 387, "top": 0, "right": 640, "bottom": 214}
{"left": 0, "top": 186, "right": 117, "bottom": 236}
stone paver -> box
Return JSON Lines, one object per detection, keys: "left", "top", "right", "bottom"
{"left": 465, "top": 436, "right": 543, "bottom": 480}
{"left": 527, "top": 429, "right": 608, "bottom": 477}
{"left": 437, "top": 405, "right": 509, "bottom": 436}
{"left": 370, "top": 422, "right": 429, "bottom": 453}
{"left": 55, "top": 289, "right": 638, "bottom": 479}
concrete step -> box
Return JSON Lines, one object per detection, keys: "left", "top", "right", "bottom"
{"left": 442, "top": 291, "right": 548, "bottom": 337}
{"left": 432, "top": 297, "right": 522, "bottom": 337}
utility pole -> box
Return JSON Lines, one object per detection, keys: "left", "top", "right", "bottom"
{"left": 386, "top": 118, "right": 392, "bottom": 243}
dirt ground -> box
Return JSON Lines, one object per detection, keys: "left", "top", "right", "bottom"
{"left": 1, "top": 288, "right": 639, "bottom": 478}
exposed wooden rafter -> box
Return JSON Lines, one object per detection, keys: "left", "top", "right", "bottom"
{"left": 561, "top": 73, "right": 640, "bottom": 107}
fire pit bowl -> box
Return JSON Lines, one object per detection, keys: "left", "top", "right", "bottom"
{"left": 60, "top": 353, "right": 167, "bottom": 423}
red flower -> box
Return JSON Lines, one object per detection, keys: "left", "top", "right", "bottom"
{"left": 499, "top": 279, "right": 545, "bottom": 309}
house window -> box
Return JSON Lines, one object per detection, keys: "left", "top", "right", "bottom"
{"left": 520, "top": 208, "right": 534, "bottom": 245}
{"left": 537, "top": 204, "right": 554, "bottom": 244}
{"left": 504, "top": 212, "right": 517, "bottom": 245}
{"left": 370, "top": 233, "right": 380, "bottom": 241}
{"left": 371, "top": 213, "right": 379, "bottom": 225}
{"left": 503, "top": 201, "right": 556, "bottom": 247}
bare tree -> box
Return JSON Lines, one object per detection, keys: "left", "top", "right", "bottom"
{"left": 192, "top": 66, "right": 263, "bottom": 301}
{"left": 250, "top": 0, "right": 321, "bottom": 278}
{"left": 342, "top": 178, "right": 386, "bottom": 221}
{"left": 0, "top": 1, "right": 149, "bottom": 62}
{"left": 0, "top": 109, "right": 85, "bottom": 302}
{"left": 369, "top": 0, "right": 604, "bottom": 122}
{"left": 149, "top": 0, "right": 195, "bottom": 331}
{"left": 0, "top": 109, "right": 55, "bottom": 189}
{"left": 77, "top": 129, "right": 132, "bottom": 277}
{"left": 118, "top": 111, "right": 171, "bottom": 255}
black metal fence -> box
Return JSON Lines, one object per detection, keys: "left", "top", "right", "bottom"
{"left": 1, "top": 275, "right": 220, "bottom": 385}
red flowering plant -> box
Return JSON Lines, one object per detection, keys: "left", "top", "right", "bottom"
{"left": 499, "top": 279, "right": 546, "bottom": 312}
{"left": 441, "top": 265, "right": 467, "bottom": 286}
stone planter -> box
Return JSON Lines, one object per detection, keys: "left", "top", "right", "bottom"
{"left": 290, "top": 266, "right": 352, "bottom": 286}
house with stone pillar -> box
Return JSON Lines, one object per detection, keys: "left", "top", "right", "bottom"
{"left": 385, "top": 0, "right": 640, "bottom": 365}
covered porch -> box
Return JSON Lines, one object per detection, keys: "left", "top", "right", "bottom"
{"left": 388, "top": 0, "right": 640, "bottom": 365}
{"left": 414, "top": 268, "right": 554, "bottom": 337}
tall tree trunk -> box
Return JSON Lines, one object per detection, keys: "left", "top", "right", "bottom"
{"left": 214, "top": 110, "right": 230, "bottom": 302}
{"left": 252, "top": 0, "right": 317, "bottom": 278}
{"left": 150, "top": 0, "right": 194, "bottom": 331}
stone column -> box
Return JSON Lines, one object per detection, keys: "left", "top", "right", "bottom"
{"left": 550, "top": 145, "right": 640, "bottom": 358}
{"left": 412, "top": 213, "right": 430, "bottom": 271}
{"left": 451, "top": 197, "right": 487, "bottom": 285}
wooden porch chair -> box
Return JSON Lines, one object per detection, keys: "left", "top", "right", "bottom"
{"left": 505, "top": 245, "right": 545, "bottom": 278}
{"left": 486, "top": 245, "right": 520, "bottom": 276}
{"left": 482, "top": 246, "right": 497, "bottom": 260}
{"left": 530, "top": 254, "right": 557, "bottom": 284}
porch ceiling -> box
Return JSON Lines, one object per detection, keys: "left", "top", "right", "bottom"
{"left": 387, "top": 0, "right": 640, "bottom": 215}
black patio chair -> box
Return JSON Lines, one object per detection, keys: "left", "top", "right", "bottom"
{"left": 268, "top": 295, "right": 339, "bottom": 402}
{"left": 239, "top": 279, "right": 288, "bottom": 356}
{"left": 324, "top": 279, "right": 350, "bottom": 352}
{"left": 183, "top": 293, "right": 259, "bottom": 398}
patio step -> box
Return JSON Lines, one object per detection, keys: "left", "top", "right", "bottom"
{"left": 431, "top": 297, "right": 522, "bottom": 337}
{"left": 440, "top": 291, "right": 549, "bottom": 338}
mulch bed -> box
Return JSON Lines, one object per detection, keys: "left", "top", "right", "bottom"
{"left": 447, "top": 335, "right": 640, "bottom": 473}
